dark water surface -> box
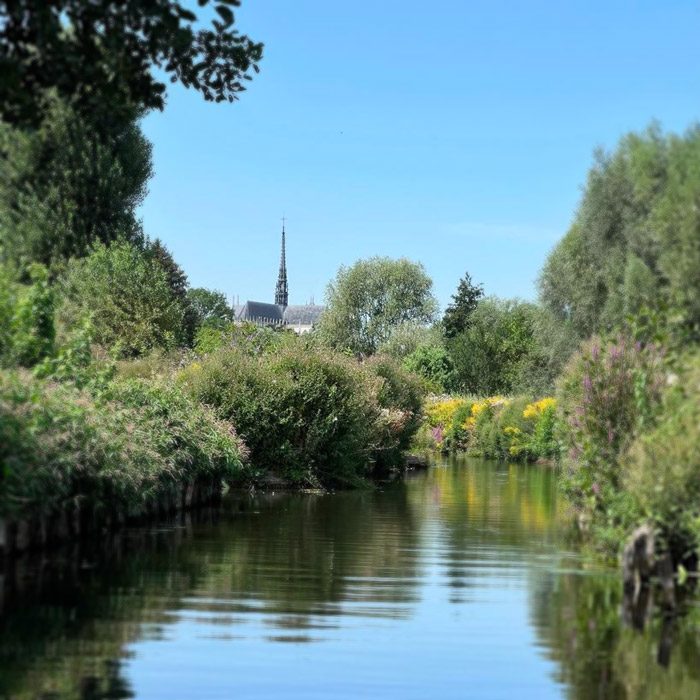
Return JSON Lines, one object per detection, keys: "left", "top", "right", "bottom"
{"left": 2, "top": 457, "right": 700, "bottom": 699}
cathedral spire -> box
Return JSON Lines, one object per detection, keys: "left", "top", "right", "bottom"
{"left": 275, "top": 219, "right": 288, "bottom": 307}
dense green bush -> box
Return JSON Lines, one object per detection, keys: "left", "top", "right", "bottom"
{"left": 472, "top": 396, "right": 532, "bottom": 459}
{"left": 377, "top": 322, "right": 454, "bottom": 392}
{"left": 624, "top": 354, "right": 700, "bottom": 564}
{"left": 34, "top": 319, "right": 113, "bottom": 389}
{"left": 179, "top": 343, "right": 423, "bottom": 487}
{"left": 102, "top": 378, "right": 247, "bottom": 488}
{"left": 0, "top": 262, "right": 15, "bottom": 361}
{"left": 0, "top": 262, "right": 58, "bottom": 368}
{"left": 448, "top": 298, "right": 540, "bottom": 395}
{"left": 403, "top": 344, "right": 455, "bottom": 393}
{"left": 9, "top": 264, "right": 56, "bottom": 367}
{"left": 557, "top": 335, "right": 666, "bottom": 552}
{"left": 193, "top": 321, "right": 280, "bottom": 357}
{"left": 58, "top": 241, "right": 186, "bottom": 358}
{"left": 0, "top": 371, "right": 245, "bottom": 520}
{"left": 365, "top": 354, "right": 425, "bottom": 461}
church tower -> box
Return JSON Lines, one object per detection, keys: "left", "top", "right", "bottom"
{"left": 275, "top": 221, "right": 288, "bottom": 308}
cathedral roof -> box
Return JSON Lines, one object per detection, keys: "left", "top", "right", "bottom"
{"left": 237, "top": 301, "right": 285, "bottom": 324}
{"left": 283, "top": 305, "right": 325, "bottom": 326}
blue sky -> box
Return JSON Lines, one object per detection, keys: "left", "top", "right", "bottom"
{"left": 140, "top": 0, "right": 700, "bottom": 311}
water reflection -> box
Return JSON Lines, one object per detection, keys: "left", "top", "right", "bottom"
{"left": 1, "top": 458, "right": 698, "bottom": 699}
{"left": 530, "top": 567, "right": 700, "bottom": 699}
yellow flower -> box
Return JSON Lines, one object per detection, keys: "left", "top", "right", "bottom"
{"left": 425, "top": 397, "right": 468, "bottom": 427}
{"left": 523, "top": 397, "right": 556, "bottom": 420}
{"left": 470, "top": 395, "right": 509, "bottom": 418}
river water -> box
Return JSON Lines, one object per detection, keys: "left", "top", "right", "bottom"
{"left": 1, "top": 456, "right": 699, "bottom": 699}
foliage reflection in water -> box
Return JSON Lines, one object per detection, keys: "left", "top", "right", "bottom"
{"left": 1, "top": 457, "right": 699, "bottom": 699}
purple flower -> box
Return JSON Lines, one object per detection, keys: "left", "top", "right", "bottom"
{"left": 609, "top": 344, "right": 622, "bottom": 363}
{"left": 591, "top": 482, "right": 601, "bottom": 496}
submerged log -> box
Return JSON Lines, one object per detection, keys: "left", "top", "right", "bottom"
{"left": 622, "top": 523, "right": 677, "bottom": 610}
{"left": 622, "top": 524, "right": 655, "bottom": 598}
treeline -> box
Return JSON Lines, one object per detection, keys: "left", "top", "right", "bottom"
{"left": 403, "top": 123, "right": 700, "bottom": 574}
{"left": 547, "top": 125, "right": 700, "bottom": 572}
{"left": 316, "top": 258, "right": 574, "bottom": 398}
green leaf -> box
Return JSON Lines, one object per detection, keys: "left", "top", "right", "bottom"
{"left": 215, "top": 5, "right": 235, "bottom": 26}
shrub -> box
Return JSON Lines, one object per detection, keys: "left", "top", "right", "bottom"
{"left": 420, "top": 394, "right": 559, "bottom": 461}
{"left": 403, "top": 344, "right": 455, "bottom": 392}
{"left": 525, "top": 398, "right": 559, "bottom": 459}
{"left": 624, "top": 353, "right": 700, "bottom": 564}
{"left": 103, "top": 378, "right": 246, "bottom": 488}
{"left": 364, "top": 354, "right": 425, "bottom": 462}
{"left": 0, "top": 370, "right": 244, "bottom": 520}
{"left": 57, "top": 241, "right": 185, "bottom": 358}
{"left": 180, "top": 345, "right": 375, "bottom": 486}
{"left": 193, "top": 321, "right": 280, "bottom": 357}
{"left": 0, "top": 262, "right": 18, "bottom": 364}
{"left": 557, "top": 335, "right": 666, "bottom": 550}
{"left": 34, "top": 318, "right": 116, "bottom": 389}
{"left": 179, "top": 344, "right": 423, "bottom": 487}
{"left": 471, "top": 396, "right": 524, "bottom": 459}
{"left": 9, "top": 263, "right": 55, "bottom": 367}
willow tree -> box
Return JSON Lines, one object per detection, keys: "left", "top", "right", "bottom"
{"left": 319, "top": 257, "right": 438, "bottom": 356}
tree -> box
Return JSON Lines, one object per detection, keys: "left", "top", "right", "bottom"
{"left": 511, "top": 307, "right": 579, "bottom": 395}
{"left": 146, "top": 238, "right": 198, "bottom": 345}
{"left": 448, "top": 298, "right": 539, "bottom": 395}
{"left": 0, "top": 96, "right": 151, "bottom": 266}
{"left": 187, "top": 287, "right": 234, "bottom": 330}
{"left": 58, "top": 241, "right": 185, "bottom": 358}
{"left": 403, "top": 344, "right": 455, "bottom": 393}
{"left": 379, "top": 322, "right": 443, "bottom": 360}
{"left": 146, "top": 239, "right": 189, "bottom": 301}
{"left": 0, "top": 1, "right": 263, "bottom": 128}
{"left": 539, "top": 123, "right": 700, "bottom": 340}
{"left": 319, "top": 257, "right": 438, "bottom": 356}
{"left": 442, "top": 271, "right": 483, "bottom": 338}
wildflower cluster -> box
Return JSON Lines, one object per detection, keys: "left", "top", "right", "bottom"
{"left": 419, "top": 394, "right": 558, "bottom": 461}
{"left": 556, "top": 334, "right": 666, "bottom": 554}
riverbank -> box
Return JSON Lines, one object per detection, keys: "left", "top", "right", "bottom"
{"left": 0, "top": 334, "right": 425, "bottom": 556}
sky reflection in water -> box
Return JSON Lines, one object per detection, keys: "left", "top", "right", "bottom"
{"left": 1, "top": 457, "right": 699, "bottom": 699}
